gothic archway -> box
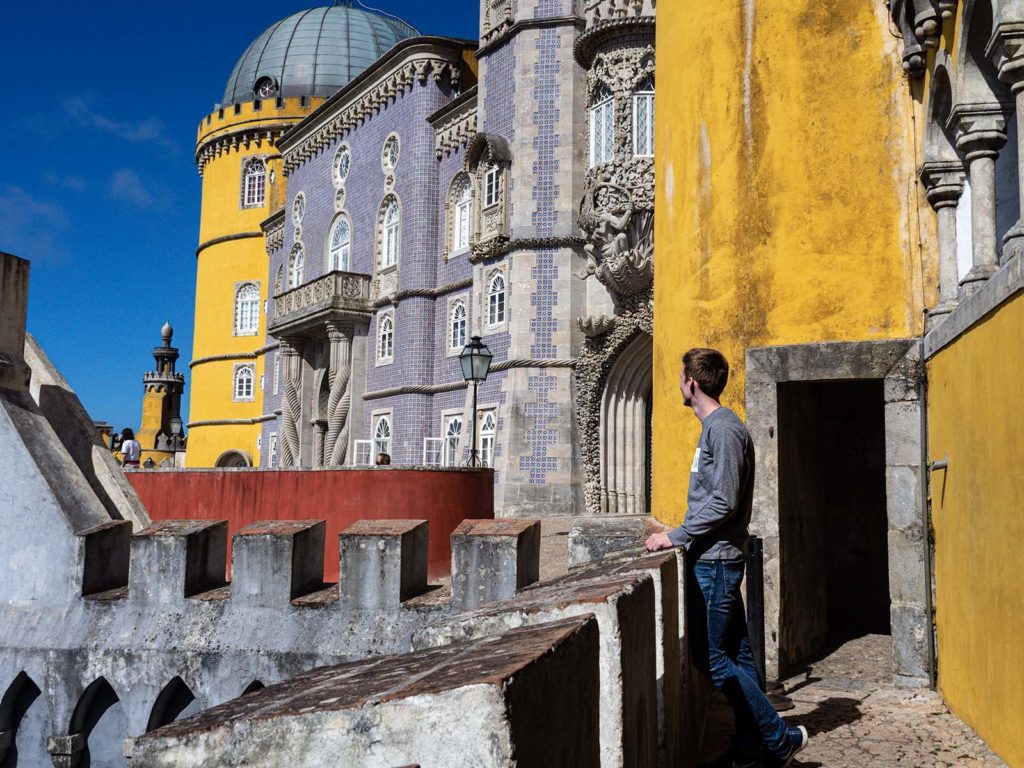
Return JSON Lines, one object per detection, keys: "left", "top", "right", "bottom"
{"left": 599, "top": 332, "right": 652, "bottom": 516}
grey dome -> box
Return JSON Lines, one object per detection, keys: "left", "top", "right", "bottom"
{"left": 222, "top": 6, "right": 418, "bottom": 106}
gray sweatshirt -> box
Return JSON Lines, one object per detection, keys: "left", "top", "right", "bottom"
{"left": 667, "top": 406, "right": 754, "bottom": 560}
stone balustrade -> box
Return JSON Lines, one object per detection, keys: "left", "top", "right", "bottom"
{"left": 269, "top": 270, "right": 372, "bottom": 334}
{"left": 585, "top": 0, "right": 656, "bottom": 28}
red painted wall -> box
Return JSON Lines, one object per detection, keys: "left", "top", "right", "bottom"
{"left": 128, "top": 468, "right": 493, "bottom": 582}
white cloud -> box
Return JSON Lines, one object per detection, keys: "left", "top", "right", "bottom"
{"left": 0, "top": 186, "right": 69, "bottom": 264}
{"left": 62, "top": 94, "right": 177, "bottom": 150}
{"left": 109, "top": 168, "right": 158, "bottom": 207}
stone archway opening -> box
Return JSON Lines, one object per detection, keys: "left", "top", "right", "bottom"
{"left": 1, "top": 672, "right": 50, "bottom": 766}
{"left": 215, "top": 450, "right": 251, "bottom": 468}
{"left": 599, "top": 332, "right": 653, "bottom": 516}
{"left": 147, "top": 677, "right": 199, "bottom": 733}
{"left": 69, "top": 677, "right": 128, "bottom": 767}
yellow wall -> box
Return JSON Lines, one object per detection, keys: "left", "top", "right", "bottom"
{"left": 186, "top": 98, "right": 320, "bottom": 467}
{"left": 927, "top": 294, "right": 1024, "bottom": 768}
{"left": 653, "top": 1, "right": 930, "bottom": 524}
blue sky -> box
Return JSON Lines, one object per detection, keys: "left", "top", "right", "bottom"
{"left": 0, "top": 1, "right": 478, "bottom": 431}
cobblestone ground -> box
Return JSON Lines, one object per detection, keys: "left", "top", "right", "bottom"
{"left": 697, "top": 634, "right": 1008, "bottom": 767}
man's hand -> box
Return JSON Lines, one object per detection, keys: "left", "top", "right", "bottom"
{"left": 645, "top": 531, "right": 674, "bottom": 552}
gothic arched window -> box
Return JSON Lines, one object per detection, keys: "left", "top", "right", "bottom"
{"left": 451, "top": 175, "right": 473, "bottom": 252}
{"left": 589, "top": 85, "right": 615, "bottom": 166}
{"left": 377, "top": 313, "right": 394, "bottom": 362}
{"left": 234, "top": 282, "right": 260, "bottom": 335}
{"left": 242, "top": 158, "right": 266, "bottom": 208}
{"left": 450, "top": 300, "right": 467, "bottom": 351}
{"left": 373, "top": 414, "right": 392, "bottom": 456}
{"left": 328, "top": 216, "right": 351, "bottom": 272}
{"left": 444, "top": 415, "right": 463, "bottom": 467}
{"left": 381, "top": 199, "right": 400, "bottom": 269}
{"left": 480, "top": 410, "right": 496, "bottom": 468}
{"left": 633, "top": 77, "right": 655, "bottom": 157}
{"left": 288, "top": 245, "right": 304, "bottom": 288}
{"left": 487, "top": 272, "right": 506, "bottom": 326}
{"left": 233, "top": 364, "right": 255, "bottom": 401}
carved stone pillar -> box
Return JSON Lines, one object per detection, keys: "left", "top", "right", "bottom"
{"left": 324, "top": 321, "right": 353, "bottom": 467}
{"left": 951, "top": 107, "right": 1009, "bottom": 292}
{"left": 920, "top": 161, "right": 966, "bottom": 326}
{"left": 991, "top": 19, "right": 1024, "bottom": 262}
{"left": 313, "top": 421, "right": 327, "bottom": 468}
{"left": 279, "top": 337, "right": 305, "bottom": 467}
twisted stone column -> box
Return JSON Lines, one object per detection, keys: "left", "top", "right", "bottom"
{"left": 920, "top": 161, "right": 966, "bottom": 327}
{"left": 324, "top": 322, "right": 353, "bottom": 467}
{"left": 280, "top": 338, "right": 304, "bottom": 467}
{"left": 952, "top": 107, "right": 1009, "bottom": 293}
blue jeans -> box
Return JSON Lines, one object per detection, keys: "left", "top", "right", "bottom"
{"left": 690, "top": 558, "right": 789, "bottom": 758}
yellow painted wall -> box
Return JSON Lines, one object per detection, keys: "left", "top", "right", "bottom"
{"left": 186, "top": 98, "right": 319, "bottom": 467}
{"left": 653, "top": 1, "right": 931, "bottom": 524}
{"left": 927, "top": 294, "right": 1024, "bottom": 768}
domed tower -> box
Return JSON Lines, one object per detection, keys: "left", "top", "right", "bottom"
{"left": 136, "top": 321, "right": 186, "bottom": 467}
{"left": 187, "top": 4, "right": 416, "bottom": 468}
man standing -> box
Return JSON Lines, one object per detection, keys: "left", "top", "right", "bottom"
{"left": 645, "top": 348, "right": 808, "bottom": 768}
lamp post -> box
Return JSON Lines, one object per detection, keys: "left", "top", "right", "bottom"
{"left": 459, "top": 335, "right": 492, "bottom": 467}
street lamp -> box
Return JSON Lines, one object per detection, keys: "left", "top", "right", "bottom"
{"left": 459, "top": 335, "right": 492, "bottom": 467}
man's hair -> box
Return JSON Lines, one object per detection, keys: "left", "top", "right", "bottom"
{"left": 121, "top": 428, "right": 135, "bottom": 441}
{"left": 375, "top": 452, "right": 391, "bottom": 466}
{"left": 682, "top": 348, "right": 730, "bottom": 398}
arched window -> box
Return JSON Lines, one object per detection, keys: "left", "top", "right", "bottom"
{"left": 487, "top": 273, "right": 506, "bottom": 326}
{"left": 444, "top": 415, "right": 463, "bottom": 467}
{"left": 328, "top": 216, "right": 351, "bottom": 272}
{"left": 382, "top": 200, "right": 400, "bottom": 268}
{"left": 589, "top": 85, "right": 615, "bottom": 166}
{"left": 377, "top": 313, "right": 394, "bottom": 362}
{"left": 242, "top": 158, "right": 266, "bottom": 208}
{"left": 451, "top": 175, "right": 473, "bottom": 251}
{"left": 484, "top": 163, "right": 501, "bottom": 208}
{"left": 292, "top": 193, "right": 306, "bottom": 227}
{"left": 288, "top": 245, "right": 304, "bottom": 288}
{"left": 633, "top": 77, "right": 655, "bottom": 157}
{"left": 480, "top": 410, "right": 496, "bottom": 468}
{"left": 450, "top": 300, "right": 467, "bottom": 351}
{"left": 373, "top": 415, "right": 392, "bottom": 456}
{"left": 276, "top": 264, "right": 284, "bottom": 293}
{"left": 234, "top": 283, "right": 260, "bottom": 335}
{"left": 234, "top": 365, "right": 255, "bottom": 401}
{"left": 333, "top": 145, "right": 351, "bottom": 188}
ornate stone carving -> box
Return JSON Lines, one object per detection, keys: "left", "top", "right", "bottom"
{"left": 434, "top": 97, "right": 478, "bottom": 159}
{"left": 574, "top": 306, "right": 653, "bottom": 515}
{"left": 889, "top": 0, "right": 942, "bottom": 77}
{"left": 279, "top": 339, "right": 303, "bottom": 467}
{"left": 580, "top": 182, "right": 654, "bottom": 297}
{"left": 481, "top": 0, "right": 513, "bottom": 47}
{"left": 372, "top": 269, "right": 399, "bottom": 301}
{"left": 578, "top": 315, "right": 616, "bottom": 337}
{"left": 584, "top": 0, "right": 656, "bottom": 28}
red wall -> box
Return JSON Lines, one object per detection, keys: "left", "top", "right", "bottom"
{"left": 128, "top": 468, "right": 493, "bottom": 582}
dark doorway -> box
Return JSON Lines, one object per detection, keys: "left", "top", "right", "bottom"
{"left": 776, "top": 380, "right": 891, "bottom": 674}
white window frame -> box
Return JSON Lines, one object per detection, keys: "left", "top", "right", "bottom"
{"left": 486, "top": 272, "right": 506, "bottom": 327}
{"left": 233, "top": 364, "right": 255, "bottom": 402}
{"left": 422, "top": 437, "right": 444, "bottom": 466}
{"left": 234, "top": 282, "right": 261, "bottom": 336}
{"left": 382, "top": 134, "right": 400, "bottom": 172}
{"left": 353, "top": 439, "right": 373, "bottom": 466}
{"left": 268, "top": 433, "right": 278, "bottom": 468}
{"left": 483, "top": 164, "right": 500, "bottom": 208}
{"left": 452, "top": 175, "right": 472, "bottom": 252}
{"left": 292, "top": 192, "right": 306, "bottom": 227}
{"left": 382, "top": 200, "right": 400, "bottom": 269}
{"left": 328, "top": 215, "right": 351, "bottom": 272}
{"left": 479, "top": 409, "right": 496, "bottom": 469}
{"left": 259, "top": 373, "right": 265, "bottom": 392}
{"left": 288, "top": 245, "right": 304, "bottom": 288}
{"left": 449, "top": 299, "right": 467, "bottom": 352}
{"left": 443, "top": 413, "right": 464, "bottom": 467}
{"left": 632, "top": 79, "right": 655, "bottom": 158}
{"left": 273, "top": 351, "right": 280, "bottom": 395}
{"left": 377, "top": 312, "right": 395, "bottom": 364}
{"left": 333, "top": 144, "right": 352, "bottom": 189}
{"left": 589, "top": 87, "right": 615, "bottom": 166}
{"left": 242, "top": 158, "right": 266, "bottom": 208}
{"left": 373, "top": 413, "right": 393, "bottom": 458}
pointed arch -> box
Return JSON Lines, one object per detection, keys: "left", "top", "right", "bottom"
{"left": 955, "top": 0, "right": 1013, "bottom": 105}
{"left": 147, "top": 677, "right": 199, "bottom": 732}
{"left": 69, "top": 677, "right": 128, "bottom": 767}
{"left": 1, "top": 672, "right": 50, "bottom": 765}
{"left": 241, "top": 681, "right": 265, "bottom": 696}
{"left": 599, "top": 332, "right": 653, "bottom": 516}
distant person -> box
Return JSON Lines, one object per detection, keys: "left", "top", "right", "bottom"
{"left": 120, "top": 428, "right": 141, "bottom": 469}
{"left": 645, "top": 348, "right": 808, "bottom": 768}
{"left": 375, "top": 452, "right": 391, "bottom": 466}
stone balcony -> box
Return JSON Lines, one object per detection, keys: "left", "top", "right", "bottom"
{"left": 584, "top": 0, "right": 656, "bottom": 28}
{"left": 268, "top": 270, "right": 373, "bottom": 336}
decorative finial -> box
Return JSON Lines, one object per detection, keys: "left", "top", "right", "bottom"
{"left": 161, "top": 320, "right": 173, "bottom": 343}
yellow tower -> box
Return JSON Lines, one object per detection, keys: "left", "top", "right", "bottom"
{"left": 186, "top": 5, "right": 416, "bottom": 467}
